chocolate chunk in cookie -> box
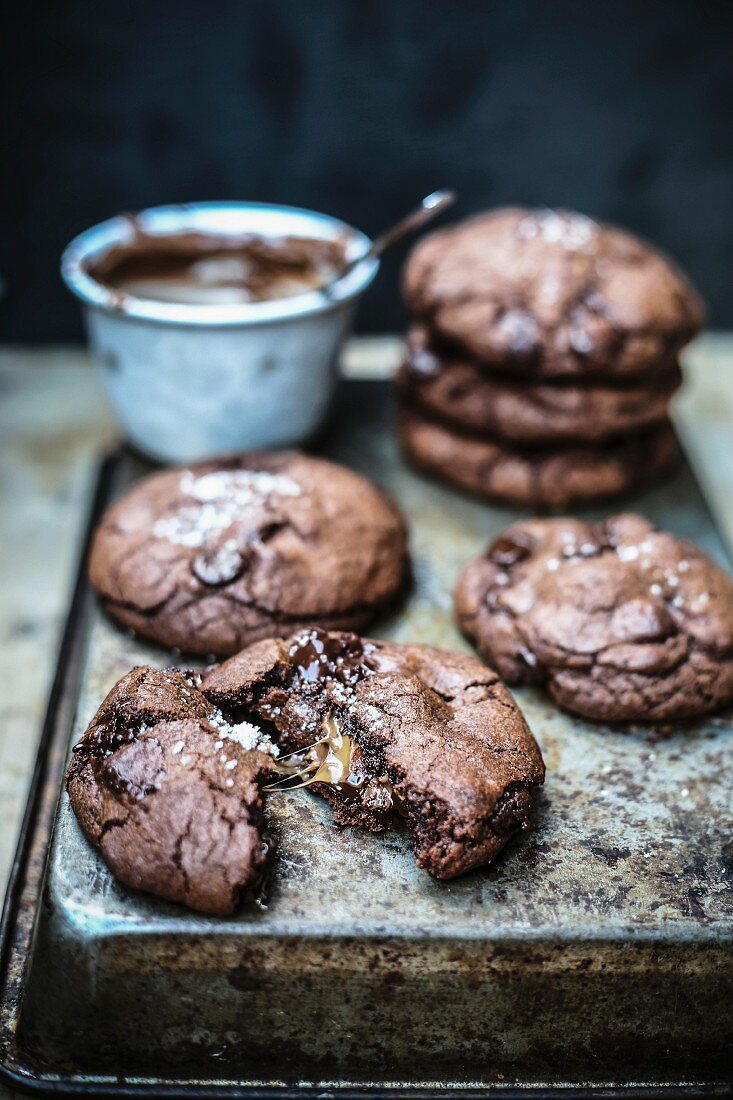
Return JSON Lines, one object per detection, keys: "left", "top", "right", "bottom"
{"left": 202, "top": 629, "right": 545, "bottom": 880}
{"left": 398, "top": 327, "right": 682, "bottom": 446}
{"left": 455, "top": 514, "right": 733, "bottom": 721}
{"left": 404, "top": 208, "right": 704, "bottom": 379}
{"left": 399, "top": 406, "right": 678, "bottom": 508}
{"left": 89, "top": 452, "right": 409, "bottom": 656}
{"left": 66, "top": 666, "right": 278, "bottom": 914}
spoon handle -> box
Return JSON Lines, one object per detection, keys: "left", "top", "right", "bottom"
{"left": 371, "top": 190, "right": 456, "bottom": 257}
{"left": 323, "top": 189, "right": 456, "bottom": 295}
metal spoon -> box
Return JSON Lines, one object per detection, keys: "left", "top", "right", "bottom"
{"left": 323, "top": 189, "right": 456, "bottom": 294}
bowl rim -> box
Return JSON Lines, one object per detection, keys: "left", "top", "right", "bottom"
{"left": 60, "top": 201, "right": 379, "bottom": 327}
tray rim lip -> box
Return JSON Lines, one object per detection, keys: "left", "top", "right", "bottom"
{"left": 1, "top": 440, "right": 731, "bottom": 1097}
{"left": 1, "top": 1071, "right": 732, "bottom": 1100}
{"left": 0, "top": 449, "right": 119, "bottom": 1096}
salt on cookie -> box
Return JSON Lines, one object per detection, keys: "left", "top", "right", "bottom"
{"left": 89, "top": 453, "right": 409, "bottom": 656}
{"left": 456, "top": 513, "right": 733, "bottom": 721}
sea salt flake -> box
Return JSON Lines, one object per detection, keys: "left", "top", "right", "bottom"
{"left": 518, "top": 646, "right": 538, "bottom": 668}
{"left": 154, "top": 469, "right": 302, "bottom": 548}
{"left": 569, "top": 328, "right": 594, "bottom": 354}
{"left": 211, "top": 711, "right": 280, "bottom": 757}
{"left": 329, "top": 682, "right": 354, "bottom": 706}
{"left": 519, "top": 210, "right": 596, "bottom": 250}
{"left": 617, "top": 545, "right": 640, "bottom": 563}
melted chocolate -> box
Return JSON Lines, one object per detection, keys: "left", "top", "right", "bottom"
{"left": 489, "top": 784, "right": 533, "bottom": 836}
{"left": 73, "top": 721, "right": 164, "bottom": 802}
{"left": 192, "top": 542, "right": 247, "bottom": 586}
{"left": 87, "top": 229, "right": 346, "bottom": 305}
{"left": 488, "top": 533, "right": 534, "bottom": 567}
{"left": 288, "top": 628, "right": 370, "bottom": 688}
{"left": 103, "top": 760, "right": 165, "bottom": 802}
{"left": 75, "top": 720, "right": 140, "bottom": 762}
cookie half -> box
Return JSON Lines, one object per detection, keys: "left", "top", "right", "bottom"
{"left": 203, "top": 629, "right": 545, "bottom": 880}
{"left": 89, "top": 452, "right": 409, "bottom": 656}
{"left": 399, "top": 327, "right": 682, "bottom": 446}
{"left": 399, "top": 407, "right": 679, "bottom": 508}
{"left": 66, "top": 666, "right": 277, "bottom": 914}
{"left": 455, "top": 514, "right": 733, "bottom": 721}
{"left": 403, "top": 208, "right": 703, "bottom": 379}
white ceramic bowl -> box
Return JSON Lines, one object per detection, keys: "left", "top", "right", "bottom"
{"left": 61, "top": 202, "right": 379, "bottom": 463}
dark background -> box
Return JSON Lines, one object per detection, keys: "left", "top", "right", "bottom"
{"left": 2, "top": 0, "right": 732, "bottom": 341}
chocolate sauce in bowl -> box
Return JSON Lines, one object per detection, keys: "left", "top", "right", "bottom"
{"left": 87, "top": 229, "right": 347, "bottom": 305}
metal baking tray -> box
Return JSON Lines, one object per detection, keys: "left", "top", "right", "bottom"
{"left": 1, "top": 381, "right": 731, "bottom": 1097}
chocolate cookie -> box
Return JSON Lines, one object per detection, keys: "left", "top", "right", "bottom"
{"left": 203, "top": 629, "right": 545, "bottom": 880}
{"left": 399, "top": 407, "right": 679, "bottom": 508}
{"left": 68, "top": 633, "right": 545, "bottom": 901}
{"left": 89, "top": 453, "right": 409, "bottom": 656}
{"left": 66, "top": 666, "right": 277, "bottom": 914}
{"left": 455, "top": 514, "right": 733, "bottom": 721}
{"left": 399, "top": 327, "right": 682, "bottom": 446}
{"left": 403, "top": 208, "right": 704, "bottom": 379}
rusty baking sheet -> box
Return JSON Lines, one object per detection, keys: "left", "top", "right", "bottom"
{"left": 1, "top": 381, "right": 732, "bottom": 1096}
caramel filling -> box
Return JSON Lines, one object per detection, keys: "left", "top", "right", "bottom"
{"left": 263, "top": 715, "right": 395, "bottom": 815}
{"left": 263, "top": 716, "right": 362, "bottom": 792}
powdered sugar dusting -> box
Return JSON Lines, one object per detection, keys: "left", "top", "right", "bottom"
{"left": 153, "top": 468, "right": 302, "bottom": 548}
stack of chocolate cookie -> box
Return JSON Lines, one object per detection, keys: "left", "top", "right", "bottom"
{"left": 398, "top": 208, "right": 704, "bottom": 507}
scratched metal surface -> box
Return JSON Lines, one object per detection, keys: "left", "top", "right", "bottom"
{"left": 14, "top": 382, "right": 733, "bottom": 1089}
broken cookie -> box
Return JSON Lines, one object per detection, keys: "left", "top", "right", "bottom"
{"left": 203, "top": 628, "right": 545, "bottom": 880}
{"left": 455, "top": 513, "right": 733, "bottom": 721}
{"left": 67, "top": 632, "right": 544, "bottom": 908}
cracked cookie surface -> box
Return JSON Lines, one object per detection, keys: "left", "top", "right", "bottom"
{"left": 66, "top": 666, "right": 277, "bottom": 914}
{"left": 203, "top": 628, "right": 545, "bottom": 880}
{"left": 403, "top": 208, "right": 703, "bottom": 379}
{"left": 399, "top": 407, "right": 678, "bottom": 507}
{"left": 399, "top": 326, "right": 682, "bottom": 446}
{"left": 455, "top": 514, "right": 733, "bottom": 721}
{"left": 89, "top": 452, "right": 409, "bottom": 656}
